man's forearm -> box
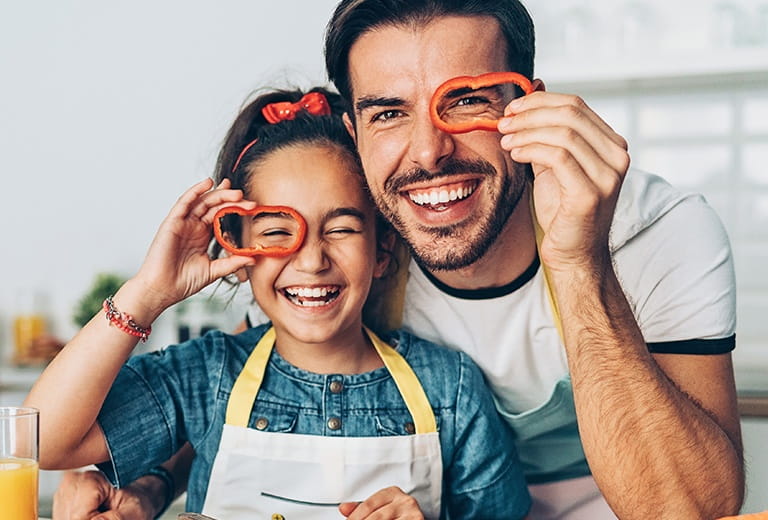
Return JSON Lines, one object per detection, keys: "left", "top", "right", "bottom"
{"left": 555, "top": 265, "right": 744, "bottom": 519}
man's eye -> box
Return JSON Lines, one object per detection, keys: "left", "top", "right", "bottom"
{"left": 371, "top": 109, "right": 403, "bottom": 123}
{"left": 456, "top": 96, "right": 490, "bottom": 107}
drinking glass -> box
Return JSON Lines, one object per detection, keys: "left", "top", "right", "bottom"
{"left": 0, "top": 406, "right": 39, "bottom": 520}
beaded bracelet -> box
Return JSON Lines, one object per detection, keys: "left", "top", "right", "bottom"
{"left": 145, "top": 465, "right": 176, "bottom": 519}
{"left": 103, "top": 296, "right": 152, "bottom": 342}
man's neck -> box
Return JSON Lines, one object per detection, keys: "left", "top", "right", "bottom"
{"left": 426, "top": 191, "right": 537, "bottom": 291}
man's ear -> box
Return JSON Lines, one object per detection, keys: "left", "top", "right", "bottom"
{"left": 343, "top": 112, "right": 357, "bottom": 143}
{"left": 532, "top": 78, "right": 546, "bottom": 92}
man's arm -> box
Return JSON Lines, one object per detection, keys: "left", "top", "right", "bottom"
{"left": 560, "top": 266, "right": 742, "bottom": 518}
{"left": 499, "top": 89, "right": 744, "bottom": 518}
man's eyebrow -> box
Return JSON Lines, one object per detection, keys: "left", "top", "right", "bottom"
{"left": 354, "top": 96, "right": 407, "bottom": 115}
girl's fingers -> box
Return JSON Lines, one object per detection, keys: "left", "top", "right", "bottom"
{"left": 188, "top": 182, "right": 253, "bottom": 220}
{"left": 209, "top": 255, "right": 255, "bottom": 281}
{"left": 166, "top": 178, "right": 216, "bottom": 220}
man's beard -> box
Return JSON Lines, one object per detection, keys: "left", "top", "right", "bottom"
{"left": 373, "top": 157, "right": 528, "bottom": 271}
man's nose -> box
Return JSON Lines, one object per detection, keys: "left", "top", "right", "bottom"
{"left": 406, "top": 112, "right": 454, "bottom": 172}
{"left": 292, "top": 237, "right": 331, "bottom": 274}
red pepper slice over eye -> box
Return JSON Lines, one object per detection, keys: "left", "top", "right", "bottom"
{"left": 429, "top": 71, "right": 534, "bottom": 134}
{"left": 213, "top": 205, "right": 307, "bottom": 257}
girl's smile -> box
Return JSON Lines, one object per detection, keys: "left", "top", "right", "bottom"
{"left": 242, "top": 142, "right": 388, "bottom": 373}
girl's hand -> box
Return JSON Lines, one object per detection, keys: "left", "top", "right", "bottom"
{"left": 131, "top": 178, "right": 257, "bottom": 314}
{"left": 339, "top": 487, "right": 425, "bottom": 519}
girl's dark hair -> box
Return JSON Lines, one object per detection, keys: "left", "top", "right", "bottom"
{"left": 211, "top": 86, "right": 361, "bottom": 258}
{"left": 214, "top": 86, "right": 355, "bottom": 190}
{"left": 324, "top": 0, "right": 535, "bottom": 105}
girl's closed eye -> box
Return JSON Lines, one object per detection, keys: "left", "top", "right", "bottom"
{"left": 326, "top": 219, "right": 363, "bottom": 237}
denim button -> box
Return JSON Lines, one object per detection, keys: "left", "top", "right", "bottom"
{"left": 329, "top": 380, "right": 343, "bottom": 393}
{"left": 404, "top": 422, "right": 415, "bottom": 434}
{"left": 255, "top": 417, "right": 269, "bottom": 430}
{"left": 272, "top": 514, "right": 285, "bottom": 520}
{"left": 327, "top": 417, "right": 342, "bottom": 430}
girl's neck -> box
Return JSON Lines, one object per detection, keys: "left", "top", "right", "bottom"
{"left": 272, "top": 325, "right": 384, "bottom": 375}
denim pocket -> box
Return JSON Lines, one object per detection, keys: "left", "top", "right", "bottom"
{"left": 375, "top": 414, "right": 440, "bottom": 436}
{"left": 248, "top": 403, "right": 299, "bottom": 433}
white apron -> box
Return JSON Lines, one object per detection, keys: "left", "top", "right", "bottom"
{"left": 203, "top": 327, "right": 443, "bottom": 519}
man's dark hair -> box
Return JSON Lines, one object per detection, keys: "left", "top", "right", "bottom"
{"left": 324, "top": 0, "right": 535, "bottom": 104}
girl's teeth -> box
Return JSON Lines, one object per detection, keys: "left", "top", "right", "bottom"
{"left": 284, "top": 286, "right": 339, "bottom": 307}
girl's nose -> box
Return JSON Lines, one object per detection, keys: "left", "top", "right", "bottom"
{"left": 291, "top": 237, "right": 331, "bottom": 273}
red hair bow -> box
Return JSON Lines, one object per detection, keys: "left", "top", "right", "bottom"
{"left": 261, "top": 92, "right": 331, "bottom": 124}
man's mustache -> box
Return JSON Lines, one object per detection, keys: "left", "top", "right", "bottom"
{"left": 384, "top": 158, "right": 496, "bottom": 194}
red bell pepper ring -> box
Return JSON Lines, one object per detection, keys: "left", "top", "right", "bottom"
{"left": 213, "top": 205, "right": 307, "bottom": 257}
{"left": 429, "top": 71, "right": 534, "bottom": 134}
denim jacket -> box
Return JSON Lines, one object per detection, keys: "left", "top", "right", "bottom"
{"left": 97, "top": 323, "right": 531, "bottom": 518}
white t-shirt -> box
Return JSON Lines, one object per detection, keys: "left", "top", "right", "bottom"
{"left": 401, "top": 168, "right": 736, "bottom": 412}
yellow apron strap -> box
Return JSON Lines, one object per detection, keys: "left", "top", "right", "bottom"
{"left": 225, "top": 327, "right": 437, "bottom": 434}
{"left": 365, "top": 327, "right": 437, "bottom": 434}
{"left": 530, "top": 191, "right": 565, "bottom": 344}
{"left": 225, "top": 327, "right": 276, "bottom": 427}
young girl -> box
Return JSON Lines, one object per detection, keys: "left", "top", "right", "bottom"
{"left": 25, "top": 88, "right": 530, "bottom": 519}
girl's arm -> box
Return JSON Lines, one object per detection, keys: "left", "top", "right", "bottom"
{"left": 24, "top": 178, "right": 256, "bottom": 470}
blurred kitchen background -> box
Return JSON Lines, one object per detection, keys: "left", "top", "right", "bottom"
{"left": 1, "top": 0, "right": 766, "bottom": 516}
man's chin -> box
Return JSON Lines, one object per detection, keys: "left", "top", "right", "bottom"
{"left": 408, "top": 233, "right": 485, "bottom": 272}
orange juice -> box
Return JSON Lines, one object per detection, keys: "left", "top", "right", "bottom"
{"left": 13, "top": 314, "right": 46, "bottom": 362}
{"left": 0, "top": 457, "right": 38, "bottom": 520}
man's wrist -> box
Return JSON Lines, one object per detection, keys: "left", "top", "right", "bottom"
{"left": 133, "top": 466, "right": 176, "bottom": 519}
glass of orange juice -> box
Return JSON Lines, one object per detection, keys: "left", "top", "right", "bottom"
{"left": 0, "top": 407, "right": 39, "bottom": 520}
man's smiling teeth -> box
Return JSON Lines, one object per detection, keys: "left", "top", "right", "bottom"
{"left": 283, "top": 286, "right": 340, "bottom": 307}
{"left": 407, "top": 181, "right": 477, "bottom": 206}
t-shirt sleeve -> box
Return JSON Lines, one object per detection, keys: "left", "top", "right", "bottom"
{"left": 613, "top": 194, "right": 736, "bottom": 354}
{"left": 96, "top": 339, "right": 215, "bottom": 487}
{"left": 443, "top": 353, "right": 531, "bottom": 519}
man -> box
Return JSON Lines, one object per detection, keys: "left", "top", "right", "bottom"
{"left": 55, "top": 1, "right": 744, "bottom": 518}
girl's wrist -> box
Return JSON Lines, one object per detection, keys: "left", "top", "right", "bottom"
{"left": 111, "top": 279, "right": 169, "bottom": 327}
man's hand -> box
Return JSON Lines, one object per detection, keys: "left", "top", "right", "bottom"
{"left": 338, "top": 486, "right": 424, "bottom": 519}
{"left": 499, "top": 89, "right": 630, "bottom": 273}
{"left": 53, "top": 470, "right": 162, "bottom": 520}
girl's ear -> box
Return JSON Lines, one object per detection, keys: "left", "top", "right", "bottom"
{"left": 374, "top": 229, "right": 397, "bottom": 279}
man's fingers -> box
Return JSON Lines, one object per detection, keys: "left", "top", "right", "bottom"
{"left": 53, "top": 470, "right": 113, "bottom": 520}
{"left": 501, "top": 106, "right": 629, "bottom": 177}
{"left": 504, "top": 91, "right": 627, "bottom": 150}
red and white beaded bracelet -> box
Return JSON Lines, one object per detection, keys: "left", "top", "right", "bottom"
{"left": 102, "top": 296, "right": 152, "bottom": 342}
